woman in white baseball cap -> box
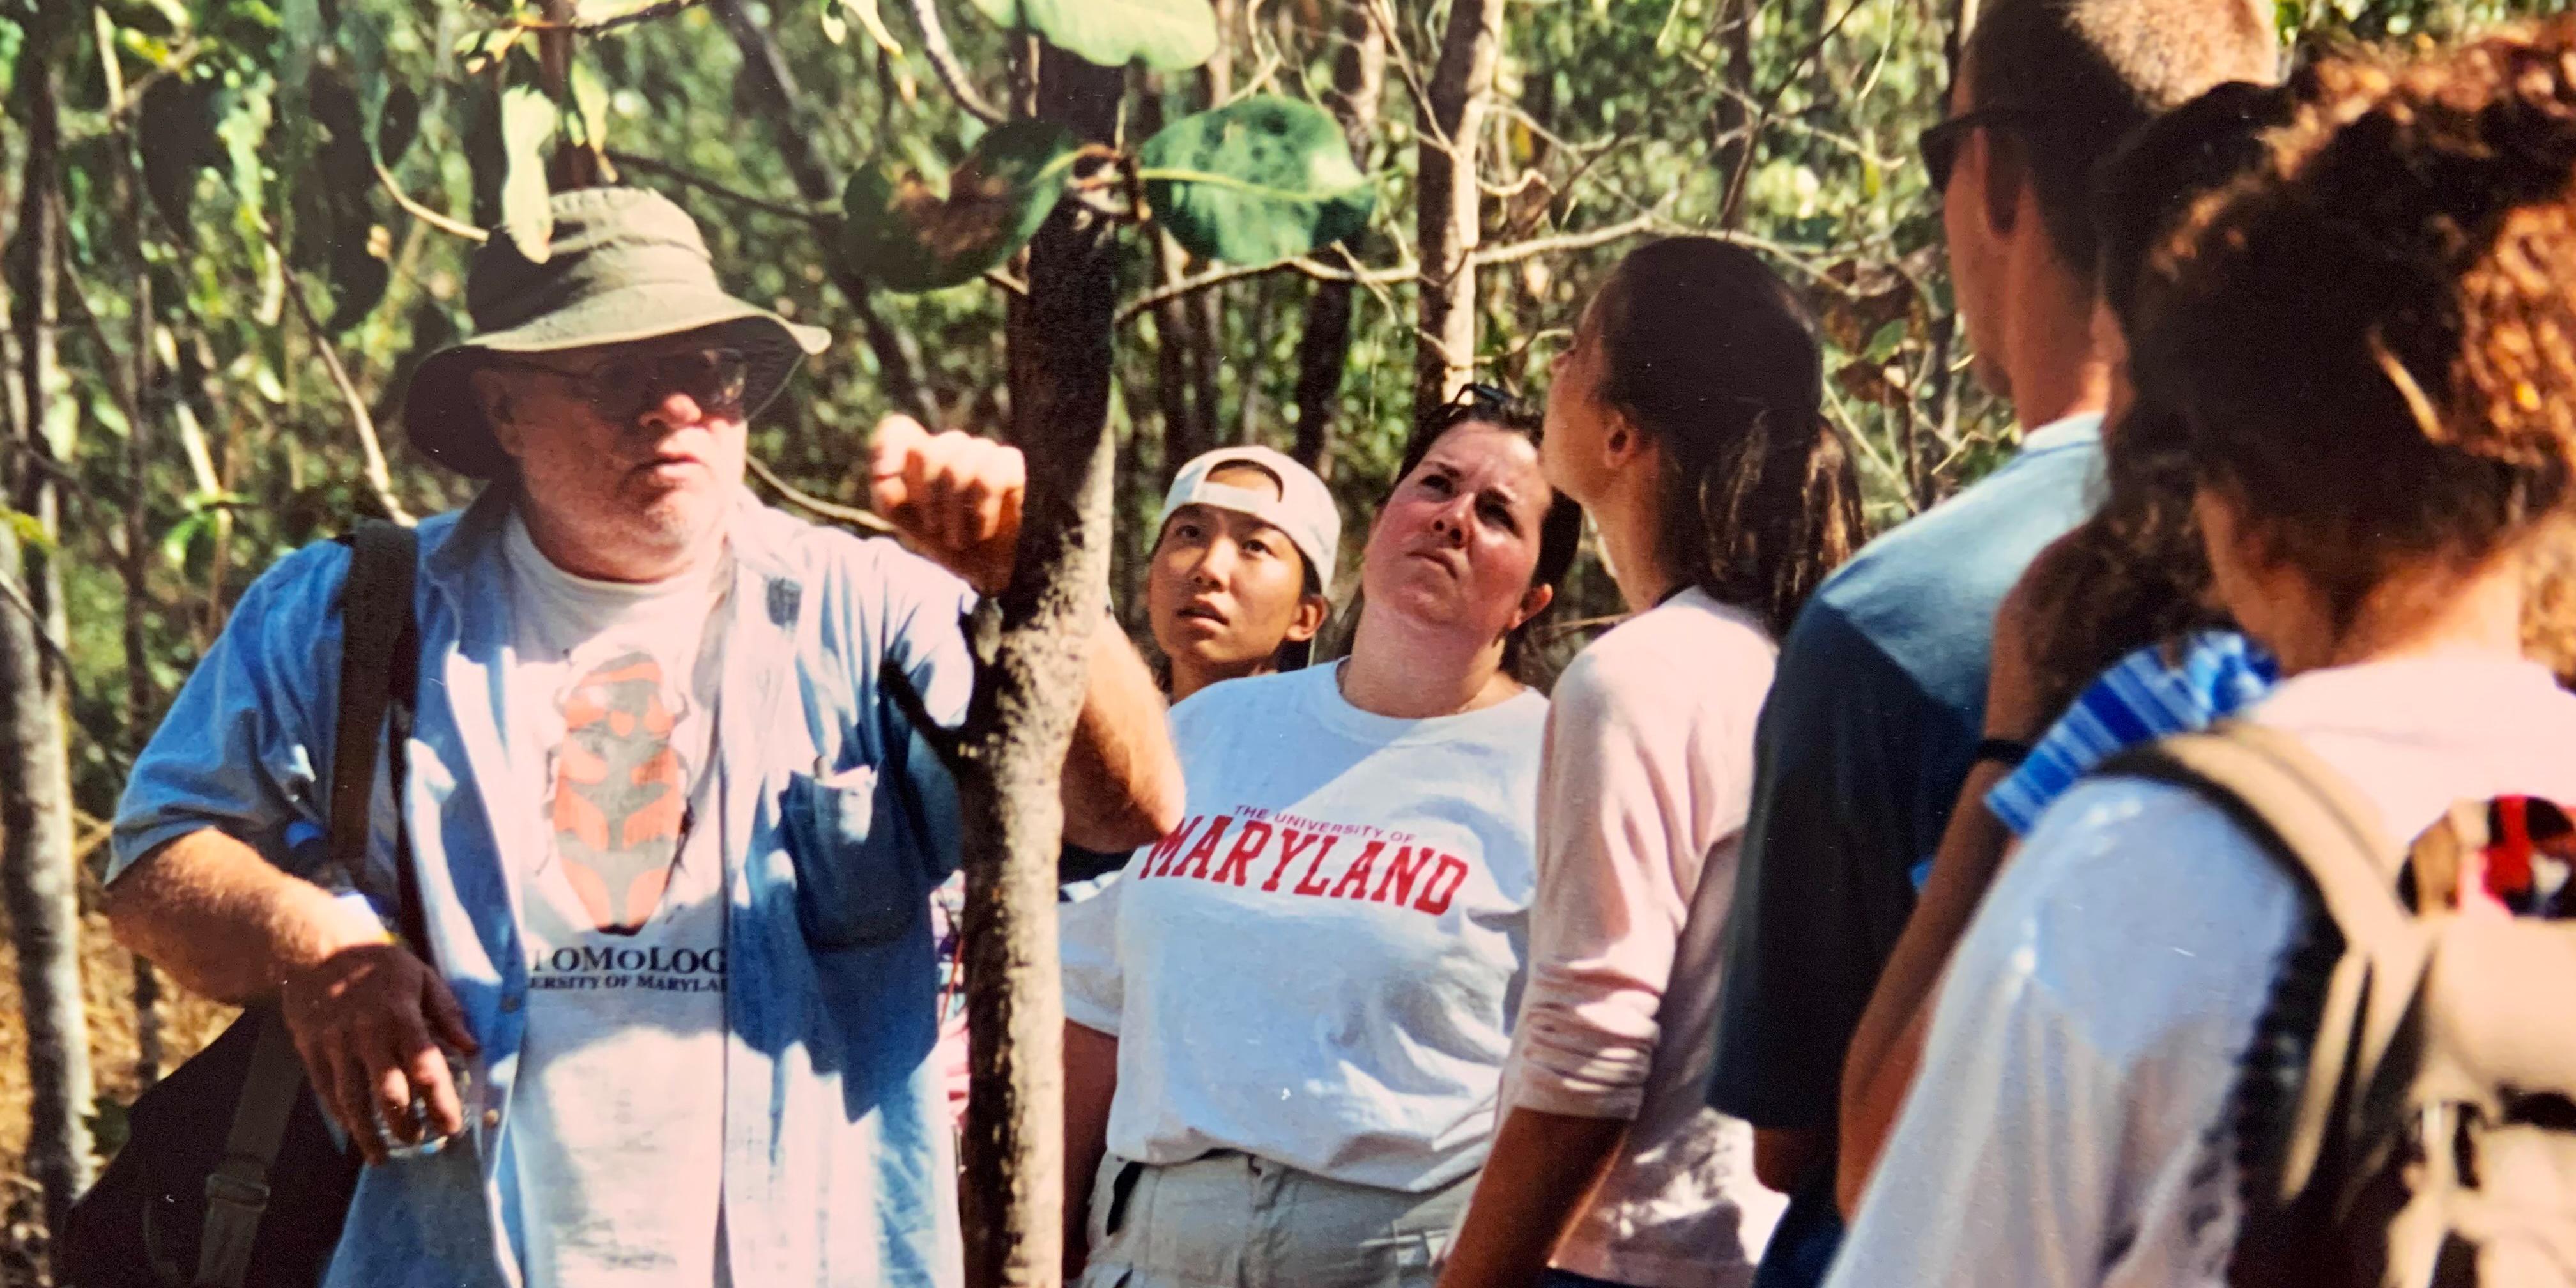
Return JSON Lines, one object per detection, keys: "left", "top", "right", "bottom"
{"left": 1146, "top": 445, "right": 1340, "bottom": 702}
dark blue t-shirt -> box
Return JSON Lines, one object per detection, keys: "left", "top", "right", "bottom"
{"left": 1710, "top": 415, "right": 2103, "bottom": 1285}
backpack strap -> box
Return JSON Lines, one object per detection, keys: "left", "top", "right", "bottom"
{"left": 195, "top": 520, "right": 420, "bottom": 1288}
{"left": 2105, "top": 723, "right": 2434, "bottom": 1210}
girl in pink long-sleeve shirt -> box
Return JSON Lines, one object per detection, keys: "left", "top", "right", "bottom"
{"left": 1439, "top": 239, "right": 1867, "bottom": 1288}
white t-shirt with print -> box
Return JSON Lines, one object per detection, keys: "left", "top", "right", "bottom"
{"left": 1828, "top": 655, "right": 2576, "bottom": 1288}
{"left": 501, "top": 512, "right": 732, "bottom": 1287}
{"left": 1059, "top": 663, "right": 1549, "bottom": 1193}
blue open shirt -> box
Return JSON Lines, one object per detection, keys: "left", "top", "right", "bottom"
{"left": 110, "top": 486, "right": 977, "bottom": 1288}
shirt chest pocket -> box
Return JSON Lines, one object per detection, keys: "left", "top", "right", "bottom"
{"left": 777, "top": 762, "right": 931, "bottom": 949}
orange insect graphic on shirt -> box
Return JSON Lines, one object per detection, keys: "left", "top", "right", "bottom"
{"left": 552, "top": 651, "right": 689, "bottom": 933}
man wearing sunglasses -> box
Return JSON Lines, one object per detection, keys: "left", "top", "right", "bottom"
{"left": 1702, "top": 4, "right": 2276, "bottom": 1287}
{"left": 104, "top": 186, "right": 1183, "bottom": 1288}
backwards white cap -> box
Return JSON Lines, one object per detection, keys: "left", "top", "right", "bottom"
{"left": 1160, "top": 445, "right": 1341, "bottom": 594}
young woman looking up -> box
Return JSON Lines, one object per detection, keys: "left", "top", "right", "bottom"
{"left": 1059, "top": 446, "right": 1341, "bottom": 887}
{"left": 1057, "top": 394, "right": 1581, "bottom": 1288}
{"left": 1436, "top": 238, "right": 1865, "bottom": 1288}
{"left": 1830, "top": 28, "right": 2576, "bottom": 1284}
{"left": 1147, "top": 446, "right": 1338, "bottom": 702}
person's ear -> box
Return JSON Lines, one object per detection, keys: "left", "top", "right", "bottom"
{"left": 1979, "top": 129, "right": 2026, "bottom": 241}
{"left": 1510, "top": 581, "right": 1556, "bottom": 634}
{"left": 470, "top": 366, "right": 530, "bottom": 459}
{"left": 1601, "top": 408, "right": 1646, "bottom": 471}
{"left": 1285, "top": 593, "right": 1330, "bottom": 644}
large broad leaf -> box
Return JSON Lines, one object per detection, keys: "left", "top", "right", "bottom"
{"left": 499, "top": 84, "right": 558, "bottom": 263}
{"left": 841, "top": 119, "right": 1080, "bottom": 293}
{"left": 138, "top": 77, "right": 222, "bottom": 236}
{"left": 1139, "top": 96, "right": 1374, "bottom": 264}
{"left": 966, "top": 0, "right": 1215, "bottom": 72}
{"left": 377, "top": 84, "right": 421, "bottom": 166}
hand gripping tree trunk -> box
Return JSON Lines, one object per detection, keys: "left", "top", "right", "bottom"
{"left": 1415, "top": 0, "right": 1506, "bottom": 417}
{"left": 953, "top": 44, "right": 1125, "bottom": 1288}
{"left": 3, "top": 39, "right": 98, "bottom": 1242}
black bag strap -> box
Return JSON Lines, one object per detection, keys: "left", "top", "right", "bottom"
{"left": 197, "top": 521, "right": 420, "bottom": 1288}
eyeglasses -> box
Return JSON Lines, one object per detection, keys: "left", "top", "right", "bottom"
{"left": 487, "top": 346, "right": 751, "bottom": 422}
{"left": 1917, "top": 108, "right": 2051, "bottom": 194}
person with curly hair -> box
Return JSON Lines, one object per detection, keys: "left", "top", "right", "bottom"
{"left": 1828, "top": 24, "right": 2576, "bottom": 1286}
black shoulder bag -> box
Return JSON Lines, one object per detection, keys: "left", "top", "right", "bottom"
{"left": 60, "top": 519, "right": 425, "bottom": 1288}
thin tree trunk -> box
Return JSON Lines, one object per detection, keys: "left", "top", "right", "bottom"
{"left": 956, "top": 42, "right": 1123, "bottom": 1288}
{"left": 1416, "top": 0, "right": 1506, "bottom": 417}
{"left": 1137, "top": 82, "right": 1211, "bottom": 489}
{"left": 1291, "top": 0, "right": 1384, "bottom": 478}
{"left": 1179, "top": 1, "right": 1234, "bottom": 457}
{"left": 1149, "top": 231, "right": 1211, "bottom": 487}
{"left": 121, "top": 78, "right": 166, "bottom": 1088}
{"left": 3, "top": 43, "right": 97, "bottom": 1240}
{"left": 710, "top": 0, "right": 942, "bottom": 426}
{"left": 1715, "top": 0, "right": 1758, "bottom": 227}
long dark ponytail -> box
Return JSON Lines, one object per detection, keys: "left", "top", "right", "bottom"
{"left": 1595, "top": 238, "right": 1866, "bottom": 637}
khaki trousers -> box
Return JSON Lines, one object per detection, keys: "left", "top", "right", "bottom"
{"left": 1072, "top": 1151, "right": 1475, "bottom": 1288}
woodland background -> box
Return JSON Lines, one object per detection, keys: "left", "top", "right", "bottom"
{"left": 0, "top": 0, "right": 2563, "bottom": 1279}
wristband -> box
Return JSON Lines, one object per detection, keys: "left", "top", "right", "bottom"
{"left": 1972, "top": 737, "right": 2032, "bottom": 769}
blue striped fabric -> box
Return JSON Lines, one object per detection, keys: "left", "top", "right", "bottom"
{"left": 1986, "top": 628, "right": 2280, "bottom": 836}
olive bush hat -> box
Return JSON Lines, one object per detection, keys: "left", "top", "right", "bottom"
{"left": 403, "top": 186, "right": 831, "bottom": 477}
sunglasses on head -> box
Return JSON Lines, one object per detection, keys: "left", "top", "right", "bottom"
{"left": 490, "top": 346, "right": 751, "bottom": 422}
{"left": 1917, "top": 107, "right": 2052, "bottom": 194}
{"left": 1430, "top": 381, "right": 1528, "bottom": 427}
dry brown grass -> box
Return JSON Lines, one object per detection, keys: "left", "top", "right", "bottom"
{"left": 0, "top": 867, "right": 238, "bottom": 1285}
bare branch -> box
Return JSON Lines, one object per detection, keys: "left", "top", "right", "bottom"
{"left": 264, "top": 227, "right": 416, "bottom": 526}
{"left": 510, "top": 0, "right": 705, "bottom": 32}
{"left": 376, "top": 162, "right": 490, "bottom": 242}
{"left": 0, "top": 568, "right": 78, "bottom": 689}
{"left": 906, "top": 0, "right": 1007, "bottom": 125}
{"left": 984, "top": 268, "right": 1031, "bottom": 298}
{"left": 1467, "top": 212, "right": 1660, "bottom": 268}
{"left": 605, "top": 150, "right": 836, "bottom": 225}
{"left": 744, "top": 454, "right": 894, "bottom": 533}
{"left": 1115, "top": 253, "right": 1418, "bottom": 326}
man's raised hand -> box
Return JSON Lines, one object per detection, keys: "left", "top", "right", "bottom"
{"left": 868, "top": 414, "right": 1026, "bottom": 596}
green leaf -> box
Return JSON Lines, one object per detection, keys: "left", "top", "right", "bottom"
{"left": 967, "top": 0, "right": 1216, "bottom": 72}
{"left": 1, "top": 507, "right": 54, "bottom": 558}
{"left": 138, "top": 77, "right": 221, "bottom": 236}
{"left": 160, "top": 511, "right": 212, "bottom": 571}
{"left": 567, "top": 58, "right": 610, "bottom": 153}
{"left": 1138, "top": 96, "right": 1374, "bottom": 264}
{"left": 327, "top": 227, "right": 392, "bottom": 332}
{"left": 0, "top": 19, "right": 21, "bottom": 103}
{"left": 841, "top": 119, "right": 1080, "bottom": 293}
{"left": 377, "top": 84, "right": 421, "bottom": 165}
{"left": 455, "top": 26, "right": 525, "bottom": 77}
{"left": 500, "top": 83, "right": 558, "bottom": 263}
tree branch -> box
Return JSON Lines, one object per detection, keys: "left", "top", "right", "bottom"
{"left": 744, "top": 454, "right": 894, "bottom": 533}
{"left": 1114, "top": 252, "right": 1419, "bottom": 326}
{"left": 0, "top": 568, "right": 77, "bottom": 692}
{"left": 604, "top": 150, "right": 834, "bottom": 225}
{"left": 264, "top": 229, "right": 415, "bottom": 526}
{"left": 1466, "top": 211, "right": 1660, "bottom": 268}
{"left": 907, "top": 0, "right": 1007, "bottom": 125}
{"left": 708, "top": 0, "right": 944, "bottom": 427}
{"left": 512, "top": 0, "right": 705, "bottom": 33}
{"left": 376, "top": 162, "right": 490, "bottom": 242}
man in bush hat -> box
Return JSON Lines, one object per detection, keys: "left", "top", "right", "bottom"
{"left": 103, "top": 186, "right": 1183, "bottom": 1287}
